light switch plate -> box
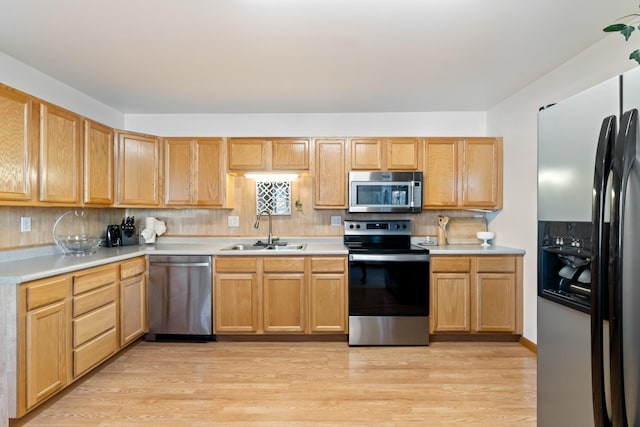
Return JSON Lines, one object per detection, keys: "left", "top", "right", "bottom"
{"left": 227, "top": 216, "right": 239, "bottom": 227}
{"left": 330, "top": 216, "right": 342, "bottom": 226}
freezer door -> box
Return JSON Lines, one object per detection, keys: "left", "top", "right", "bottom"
{"left": 538, "top": 76, "right": 619, "bottom": 222}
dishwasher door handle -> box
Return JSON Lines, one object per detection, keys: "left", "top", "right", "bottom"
{"left": 149, "top": 262, "right": 211, "bottom": 268}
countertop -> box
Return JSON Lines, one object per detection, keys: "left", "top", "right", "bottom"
{"left": 0, "top": 237, "right": 524, "bottom": 286}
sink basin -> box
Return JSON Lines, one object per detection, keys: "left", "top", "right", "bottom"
{"left": 265, "top": 244, "right": 307, "bottom": 250}
{"left": 220, "top": 244, "right": 267, "bottom": 251}
{"left": 220, "top": 243, "right": 306, "bottom": 251}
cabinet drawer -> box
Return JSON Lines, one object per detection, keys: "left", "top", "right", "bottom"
{"left": 216, "top": 257, "right": 258, "bottom": 273}
{"left": 120, "top": 257, "right": 146, "bottom": 279}
{"left": 73, "top": 302, "right": 117, "bottom": 347}
{"left": 263, "top": 257, "right": 305, "bottom": 273}
{"left": 73, "top": 328, "right": 117, "bottom": 378}
{"left": 25, "top": 276, "right": 69, "bottom": 311}
{"left": 476, "top": 256, "right": 516, "bottom": 273}
{"left": 73, "top": 283, "right": 117, "bottom": 317}
{"left": 431, "top": 257, "right": 471, "bottom": 273}
{"left": 73, "top": 265, "right": 118, "bottom": 295}
{"left": 311, "top": 257, "right": 345, "bottom": 273}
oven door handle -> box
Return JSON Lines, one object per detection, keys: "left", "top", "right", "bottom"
{"left": 349, "top": 254, "right": 430, "bottom": 262}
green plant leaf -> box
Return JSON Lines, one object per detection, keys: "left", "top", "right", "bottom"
{"left": 621, "top": 25, "right": 635, "bottom": 40}
{"left": 630, "top": 49, "right": 640, "bottom": 64}
{"left": 604, "top": 23, "right": 628, "bottom": 32}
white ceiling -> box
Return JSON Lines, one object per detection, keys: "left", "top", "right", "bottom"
{"left": 0, "top": 0, "right": 637, "bottom": 114}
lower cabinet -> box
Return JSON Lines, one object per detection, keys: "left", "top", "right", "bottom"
{"left": 18, "top": 275, "right": 70, "bottom": 415}
{"left": 119, "top": 257, "right": 147, "bottom": 347}
{"left": 430, "top": 255, "right": 523, "bottom": 335}
{"left": 72, "top": 265, "right": 118, "bottom": 378}
{"left": 16, "top": 256, "right": 148, "bottom": 418}
{"left": 214, "top": 255, "right": 347, "bottom": 335}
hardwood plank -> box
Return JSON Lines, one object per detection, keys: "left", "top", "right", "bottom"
{"left": 12, "top": 341, "right": 536, "bottom": 426}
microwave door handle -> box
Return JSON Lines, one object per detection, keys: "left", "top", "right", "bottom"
{"left": 409, "top": 181, "right": 416, "bottom": 207}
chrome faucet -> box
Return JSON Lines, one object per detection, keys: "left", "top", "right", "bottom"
{"left": 254, "top": 210, "right": 273, "bottom": 245}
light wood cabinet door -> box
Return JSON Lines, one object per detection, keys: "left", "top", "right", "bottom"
{"left": 215, "top": 273, "right": 260, "bottom": 333}
{"left": 424, "top": 138, "right": 459, "bottom": 207}
{"left": 193, "top": 138, "right": 224, "bottom": 206}
{"left": 116, "top": 131, "right": 160, "bottom": 207}
{"left": 309, "top": 273, "right": 347, "bottom": 333}
{"left": 83, "top": 120, "right": 114, "bottom": 205}
{"left": 120, "top": 274, "right": 146, "bottom": 347}
{"left": 24, "top": 300, "right": 68, "bottom": 410}
{"left": 0, "top": 84, "right": 36, "bottom": 203}
{"left": 228, "top": 138, "right": 267, "bottom": 171}
{"left": 386, "top": 138, "right": 419, "bottom": 170}
{"left": 474, "top": 273, "right": 516, "bottom": 332}
{"left": 430, "top": 273, "right": 471, "bottom": 333}
{"left": 314, "top": 138, "right": 346, "bottom": 208}
{"left": 350, "top": 138, "right": 383, "bottom": 170}
{"left": 462, "top": 138, "right": 503, "bottom": 209}
{"left": 272, "top": 138, "right": 309, "bottom": 170}
{"left": 164, "top": 138, "right": 192, "bottom": 205}
{"left": 39, "top": 104, "right": 82, "bottom": 204}
{"left": 263, "top": 273, "right": 305, "bottom": 333}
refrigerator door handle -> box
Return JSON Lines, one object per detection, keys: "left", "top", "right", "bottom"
{"left": 591, "top": 115, "right": 617, "bottom": 427}
{"left": 609, "top": 108, "right": 638, "bottom": 427}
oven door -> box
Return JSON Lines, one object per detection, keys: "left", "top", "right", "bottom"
{"left": 348, "top": 253, "right": 430, "bottom": 345}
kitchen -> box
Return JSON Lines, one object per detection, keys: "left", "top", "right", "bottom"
{"left": 1, "top": 1, "right": 639, "bottom": 426}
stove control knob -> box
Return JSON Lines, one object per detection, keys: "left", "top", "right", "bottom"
{"left": 349, "top": 224, "right": 355, "bottom": 229}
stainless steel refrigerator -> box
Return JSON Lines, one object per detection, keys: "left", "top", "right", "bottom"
{"left": 537, "top": 66, "right": 640, "bottom": 427}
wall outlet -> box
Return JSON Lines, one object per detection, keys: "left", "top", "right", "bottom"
{"left": 330, "top": 216, "right": 342, "bottom": 226}
{"left": 20, "top": 216, "right": 31, "bottom": 232}
{"left": 227, "top": 215, "right": 239, "bottom": 227}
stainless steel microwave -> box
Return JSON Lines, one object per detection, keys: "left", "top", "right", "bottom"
{"left": 348, "top": 171, "right": 423, "bottom": 213}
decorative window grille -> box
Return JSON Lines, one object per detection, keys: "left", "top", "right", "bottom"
{"left": 256, "top": 181, "right": 291, "bottom": 215}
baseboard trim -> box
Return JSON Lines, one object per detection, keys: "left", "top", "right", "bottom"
{"left": 519, "top": 336, "right": 537, "bottom": 353}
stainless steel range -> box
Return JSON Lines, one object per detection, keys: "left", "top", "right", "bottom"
{"left": 345, "top": 220, "right": 430, "bottom": 346}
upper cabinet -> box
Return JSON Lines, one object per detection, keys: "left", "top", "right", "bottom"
{"left": 350, "top": 138, "right": 420, "bottom": 171}
{"left": 116, "top": 131, "right": 161, "bottom": 207}
{"left": 424, "top": 137, "right": 503, "bottom": 210}
{"left": 39, "top": 104, "right": 82, "bottom": 205}
{"left": 228, "top": 138, "right": 309, "bottom": 172}
{"left": 0, "top": 84, "right": 36, "bottom": 203}
{"left": 314, "top": 138, "right": 347, "bottom": 208}
{"left": 83, "top": 120, "right": 114, "bottom": 206}
{"left": 164, "top": 137, "right": 228, "bottom": 207}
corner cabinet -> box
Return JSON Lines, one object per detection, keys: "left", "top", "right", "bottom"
{"left": 314, "top": 138, "right": 347, "bottom": 208}
{"left": 0, "top": 84, "right": 37, "bottom": 203}
{"left": 424, "top": 138, "right": 503, "bottom": 210}
{"left": 350, "top": 138, "right": 420, "bottom": 171}
{"left": 430, "top": 254, "right": 522, "bottom": 336}
{"left": 163, "top": 137, "right": 228, "bottom": 207}
{"left": 116, "top": 131, "right": 161, "bottom": 207}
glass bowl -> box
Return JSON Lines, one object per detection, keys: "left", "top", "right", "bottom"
{"left": 53, "top": 210, "right": 102, "bottom": 255}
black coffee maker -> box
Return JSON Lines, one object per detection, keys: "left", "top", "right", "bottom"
{"left": 105, "top": 225, "right": 121, "bottom": 247}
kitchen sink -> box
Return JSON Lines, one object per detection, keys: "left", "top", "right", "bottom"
{"left": 220, "top": 243, "right": 306, "bottom": 251}
{"left": 264, "top": 244, "right": 306, "bottom": 250}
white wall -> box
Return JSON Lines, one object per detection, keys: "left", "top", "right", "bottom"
{"left": 124, "top": 111, "right": 487, "bottom": 137}
{"left": 0, "top": 51, "right": 124, "bottom": 129}
{"left": 486, "top": 35, "right": 637, "bottom": 343}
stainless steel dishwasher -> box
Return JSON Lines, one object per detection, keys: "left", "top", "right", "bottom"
{"left": 146, "top": 255, "right": 214, "bottom": 341}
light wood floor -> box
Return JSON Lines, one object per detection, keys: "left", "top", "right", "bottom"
{"left": 12, "top": 341, "right": 537, "bottom": 427}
